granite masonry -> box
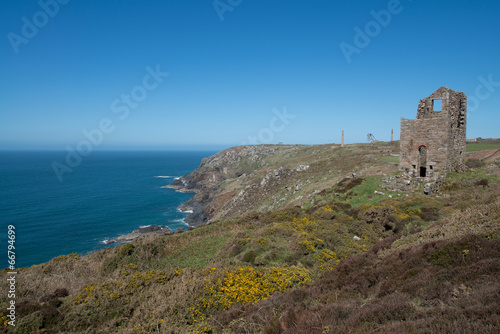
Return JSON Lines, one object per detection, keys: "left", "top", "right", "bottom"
{"left": 400, "top": 86, "right": 467, "bottom": 176}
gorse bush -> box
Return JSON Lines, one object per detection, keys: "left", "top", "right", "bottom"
{"left": 200, "top": 266, "right": 311, "bottom": 311}
{"left": 119, "top": 243, "right": 135, "bottom": 256}
{"left": 276, "top": 217, "right": 323, "bottom": 253}
{"left": 210, "top": 233, "right": 500, "bottom": 333}
{"left": 314, "top": 249, "right": 339, "bottom": 271}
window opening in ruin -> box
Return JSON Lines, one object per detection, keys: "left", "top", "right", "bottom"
{"left": 420, "top": 167, "right": 427, "bottom": 177}
{"left": 433, "top": 99, "right": 442, "bottom": 112}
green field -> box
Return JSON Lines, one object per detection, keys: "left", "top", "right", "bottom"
{"left": 466, "top": 139, "right": 500, "bottom": 152}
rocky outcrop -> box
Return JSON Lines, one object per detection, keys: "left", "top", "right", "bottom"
{"left": 101, "top": 225, "right": 173, "bottom": 244}
{"left": 164, "top": 145, "right": 285, "bottom": 226}
{"left": 164, "top": 142, "right": 401, "bottom": 227}
{"left": 381, "top": 170, "right": 445, "bottom": 195}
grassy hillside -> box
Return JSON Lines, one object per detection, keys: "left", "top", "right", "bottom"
{"left": 171, "top": 142, "right": 402, "bottom": 226}
{"left": 1, "top": 143, "right": 499, "bottom": 333}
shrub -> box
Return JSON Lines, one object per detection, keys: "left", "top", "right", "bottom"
{"left": 99, "top": 255, "right": 121, "bottom": 275}
{"left": 200, "top": 266, "right": 311, "bottom": 312}
{"left": 15, "top": 300, "right": 63, "bottom": 332}
{"left": 442, "top": 181, "right": 462, "bottom": 191}
{"left": 420, "top": 207, "right": 439, "bottom": 221}
{"left": 242, "top": 251, "right": 257, "bottom": 264}
{"left": 39, "top": 287, "right": 69, "bottom": 305}
{"left": 228, "top": 244, "right": 242, "bottom": 256}
{"left": 475, "top": 178, "right": 489, "bottom": 187}
{"left": 370, "top": 233, "right": 401, "bottom": 254}
{"left": 348, "top": 292, "right": 415, "bottom": 325}
{"left": 315, "top": 206, "right": 336, "bottom": 219}
{"left": 54, "top": 288, "right": 69, "bottom": 298}
{"left": 465, "top": 159, "right": 483, "bottom": 169}
{"left": 16, "top": 311, "right": 44, "bottom": 334}
{"left": 119, "top": 243, "right": 135, "bottom": 257}
{"left": 314, "top": 248, "right": 339, "bottom": 271}
{"left": 335, "top": 177, "right": 364, "bottom": 194}
{"left": 272, "top": 207, "right": 303, "bottom": 222}
{"left": 17, "top": 301, "right": 41, "bottom": 317}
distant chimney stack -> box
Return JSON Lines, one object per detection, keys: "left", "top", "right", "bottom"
{"left": 341, "top": 130, "right": 344, "bottom": 147}
{"left": 391, "top": 129, "right": 393, "bottom": 142}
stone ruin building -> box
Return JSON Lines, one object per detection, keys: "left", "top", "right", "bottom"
{"left": 400, "top": 86, "right": 467, "bottom": 177}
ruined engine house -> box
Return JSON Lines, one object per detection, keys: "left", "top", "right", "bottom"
{"left": 400, "top": 87, "right": 467, "bottom": 176}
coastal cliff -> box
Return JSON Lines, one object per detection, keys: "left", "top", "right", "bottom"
{"left": 3, "top": 140, "right": 499, "bottom": 334}
{"left": 166, "top": 143, "right": 400, "bottom": 226}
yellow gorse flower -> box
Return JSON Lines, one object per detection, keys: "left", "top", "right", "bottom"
{"left": 200, "top": 266, "right": 311, "bottom": 312}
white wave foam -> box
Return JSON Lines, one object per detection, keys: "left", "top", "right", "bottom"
{"left": 154, "top": 176, "right": 179, "bottom": 179}
{"left": 139, "top": 225, "right": 151, "bottom": 228}
{"left": 99, "top": 239, "right": 115, "bottom": 245}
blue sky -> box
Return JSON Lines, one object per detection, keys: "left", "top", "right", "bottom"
{"left": 1, "top": 0, "right": 499, "bottom": 150}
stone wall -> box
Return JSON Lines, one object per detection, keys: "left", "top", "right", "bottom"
{"left": 400, "top": 87, "right": 467, "bottom": 175}
{"left": 400, "top": 117, "right": 449, "bottom": 172}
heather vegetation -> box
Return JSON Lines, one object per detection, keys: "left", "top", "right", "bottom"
{"left": 1, "top": 145, "right": 499, "bottom": 333}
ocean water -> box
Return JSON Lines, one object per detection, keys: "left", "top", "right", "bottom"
{"left": 0, "top": 150, "right": 215, "bottom": 268}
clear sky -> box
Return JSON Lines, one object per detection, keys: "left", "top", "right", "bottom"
{"left": 1, "top": 0, "right": 499, "bottom": 150}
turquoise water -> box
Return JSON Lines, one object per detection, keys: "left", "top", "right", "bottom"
{"left": 0, "top": 150, "right": 214, "bottom": 268}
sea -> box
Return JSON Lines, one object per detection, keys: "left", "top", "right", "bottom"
{"left": 0, "top": 150, "right": 215, "bottom": 269}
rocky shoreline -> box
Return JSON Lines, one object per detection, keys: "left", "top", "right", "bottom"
{"left": 101, "top": 175, "right": 210, "bottom": 245}
{"left": 100, "top": 224, "right": 177, "bottom": 244}
{"left": 163, "top": 179, "right": 211, "bottom": 227}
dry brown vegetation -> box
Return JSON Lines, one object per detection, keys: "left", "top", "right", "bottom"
{"left": 1, "top": 146, "right": 499, "bottom": 333}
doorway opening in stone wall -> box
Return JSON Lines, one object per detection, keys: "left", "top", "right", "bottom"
{"left": 419, "top": 145, "right": 428, "bottom": 177}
